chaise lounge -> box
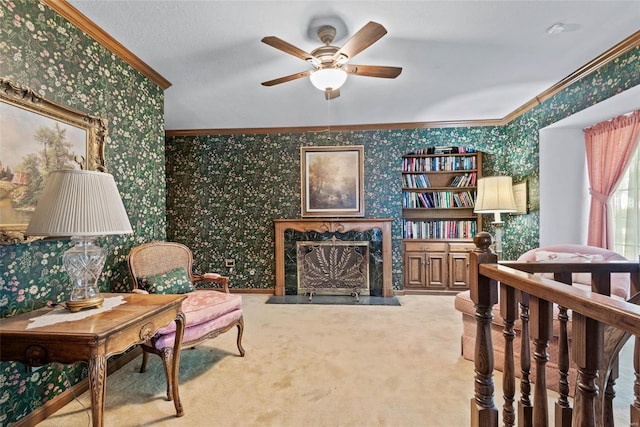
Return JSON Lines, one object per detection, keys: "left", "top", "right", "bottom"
{"left": 128, "top": 241, "right": 245, "bottom": 400}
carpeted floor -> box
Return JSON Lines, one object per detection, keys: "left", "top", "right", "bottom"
{"left": 38, "top": 294, "right": 633, "bottom": 427}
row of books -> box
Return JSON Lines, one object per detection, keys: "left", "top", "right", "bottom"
{"left": 402, "top": 173, "right": 431, "bottom": 188}
{"left": 449, "top": 172, "right": 477, "bottom": 187}
{"left": 405, "top": 147, "right": 478, "bottom": 155}
{"left": 403, "top": 220, "right": 478, "bottom": 239}
{"left": 403, "top": 191, "right": 476, "bottom": 208}
{"left": 402, "top": 156, "right": 477, "bottom": 172}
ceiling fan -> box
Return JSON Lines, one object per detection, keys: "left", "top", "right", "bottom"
{"left": 261, "top": 21, "right": 402, "bottom": 100}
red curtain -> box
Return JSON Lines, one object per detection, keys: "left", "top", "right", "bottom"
{"left": 585, "top": 110, "right": 640, "bottom": 248}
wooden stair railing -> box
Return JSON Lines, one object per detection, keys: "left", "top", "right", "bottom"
{"left": 468, "top": 232, "right": 640, "bottom": 427}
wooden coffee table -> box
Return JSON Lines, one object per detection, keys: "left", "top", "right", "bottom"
{"left": 0, "top": 293, "right": 186, "bottom": 427}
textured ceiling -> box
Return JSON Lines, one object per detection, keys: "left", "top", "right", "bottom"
{"left": 68, "top": 1, "right": 640, "bottom": 131}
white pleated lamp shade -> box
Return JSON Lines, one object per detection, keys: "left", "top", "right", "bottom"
{"left": 474, "top": 176, "right": 517, "bottom": 214}
{"left": 26, "top": 170, "right": 133, "bottom": 237}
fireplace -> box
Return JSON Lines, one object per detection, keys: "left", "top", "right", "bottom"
{"left": 297, "top": 239, "right": 370, "bottom": 299}
{"left": 274, "top": 218, "right": 393, "bottom": 297}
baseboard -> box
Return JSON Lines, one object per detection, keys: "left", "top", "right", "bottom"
{"left": 12, "top": 347, "right": 142, "bottom": 427}
{"left": 233, "top": 289, "right": 405, "bottom": 296}
{"left": 230, "top": 288, "right": 274, "bottom": 294}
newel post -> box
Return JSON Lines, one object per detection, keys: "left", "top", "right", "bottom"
{"left": 469, "top": 232, "right": 499, "bottom": 427}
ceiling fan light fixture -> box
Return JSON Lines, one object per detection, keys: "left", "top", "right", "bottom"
{"left": 309, "top": 68, "right": 348, "bottom": 91}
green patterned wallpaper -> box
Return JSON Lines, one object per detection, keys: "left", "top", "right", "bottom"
{"left": 0, "top": 0, "right": 166, "bottom": 425}
{"left": 166, "top": 128, "right": 505, "bottom": 289}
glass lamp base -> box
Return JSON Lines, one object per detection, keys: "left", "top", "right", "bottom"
{"left": 63, "top": 237, "right": 106, "bottom": 312}
{"left": 65, "top": 295, "right": 104, "bottom": 313}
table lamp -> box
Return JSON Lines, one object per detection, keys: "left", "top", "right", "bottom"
{"left": 474, "top": 176, "right": 517, "bottom": 259}
{"left": 26, "top": 170, "right": 133, "bottom": 312}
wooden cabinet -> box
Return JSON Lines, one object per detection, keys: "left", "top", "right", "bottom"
{"left": 403, "top": 241, "right": 474, "bottom": 293}
{"left": 447, "top": 242, "right": 476, "bottom": 291}
{"left": 401, "top": 148, "right": 481, "bottom": 294}
{"left": 448, "top": 252, "right": 470, "bottom": 289}
{"left": 403, "top": 241, "right": 447, "bottom": 290}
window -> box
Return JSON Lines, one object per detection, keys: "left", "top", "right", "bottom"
{"left": 611, "top": 144, "right": 640, "bottom": 260}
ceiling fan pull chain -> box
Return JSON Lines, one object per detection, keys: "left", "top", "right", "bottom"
{"left": 327, "top": 96, "right": 331, "bottom": 142}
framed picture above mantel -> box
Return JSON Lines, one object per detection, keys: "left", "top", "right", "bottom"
{"left": 300, "top": 145, "right": 364, "bottom": 218}
{"left": 0, "top": 78, "right": 107, "bottom": 244}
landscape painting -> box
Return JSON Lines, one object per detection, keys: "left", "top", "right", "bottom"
{"left": 0, "top": 102, "right": 86, "bottom": 226}
{"left": 0, "top": 78, "right": 106, "bottom": 243}
{"left": 301, "top": 146, "right": 364, "bottom": 217}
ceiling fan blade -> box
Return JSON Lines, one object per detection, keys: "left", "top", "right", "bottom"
{"left": 261, "top": 36, "right": 319, "bottom": 64}
{"left": 325, "top": 88, "right": 340, "bottom": 100}
{"left": 261, "top": 70, "right": 312, "bottom": 87}
{"left": 344, "top": 64, "right": 402, "bottom": 79}
{"left": 332, "top": 21, "right": 387, "bottom": 63}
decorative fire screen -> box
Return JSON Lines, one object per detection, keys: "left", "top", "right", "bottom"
{"left": 297, "top": 239, "right": 370, "bottom": 300}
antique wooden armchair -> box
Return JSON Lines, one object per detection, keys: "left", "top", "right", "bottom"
{"left": 128, "top": 241, "right": 245, "bottom": 400}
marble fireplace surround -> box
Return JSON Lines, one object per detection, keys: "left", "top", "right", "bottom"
{"left": 274, "top": 218, "right": 393, "bottom": 297}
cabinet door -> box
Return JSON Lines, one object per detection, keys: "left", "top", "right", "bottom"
{"left": 425, "top": 252, "right": 447, "bottom": 290}
{"left": 448, "top": 252, "right": 470, "bottom": 290}
{"left": 404, "top": 252, "right": 426, "bottom": 288}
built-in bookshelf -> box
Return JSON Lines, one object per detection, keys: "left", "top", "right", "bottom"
{"left": 401, "top": 147, "right": 482, "bottom": 293}
{"left": 401, "top": 147, "right": 481, "bottom": 240}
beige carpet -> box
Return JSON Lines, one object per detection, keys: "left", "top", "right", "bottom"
{"left": 39, "top": 295, "right": 633, "bottom": 427}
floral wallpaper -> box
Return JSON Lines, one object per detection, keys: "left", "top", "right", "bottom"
{"left": 1, "top": 0, "right": 639, "bottom": 424}
{"left": 0, "top": 0, "right": 166, "bottom": 425}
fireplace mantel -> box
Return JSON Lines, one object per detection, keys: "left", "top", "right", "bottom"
{"left": 274, "top": 218, "right": 393, "bottom": 297}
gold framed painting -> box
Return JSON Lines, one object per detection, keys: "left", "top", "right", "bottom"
{"left": 0, "top": 78, "right": 107, "bottom": 244}
{"left": 300, "top": 145, "right": 365, "bottom": 217}
{"left": 511, "top": 180, "right": 528, "bottom": 215}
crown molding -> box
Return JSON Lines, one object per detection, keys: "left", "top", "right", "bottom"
{"left": 43, "top": 0, "right": 171, "bottom": 90}
{"left": 165, "top": 119, "right": 503, "bottom": 137}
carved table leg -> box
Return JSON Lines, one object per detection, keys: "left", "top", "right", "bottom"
{"left": 162, "top": 347, "right": 175, "bottom": 400}
{"left": 171, "top": 311, "right": 185, "bottom": 417}
{"left": 89, "top": 354, "right": 107, "bottom": 427}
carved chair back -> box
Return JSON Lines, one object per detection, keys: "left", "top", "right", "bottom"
{"left": 128, "top": 241, "right": 195, "bottom": 290}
